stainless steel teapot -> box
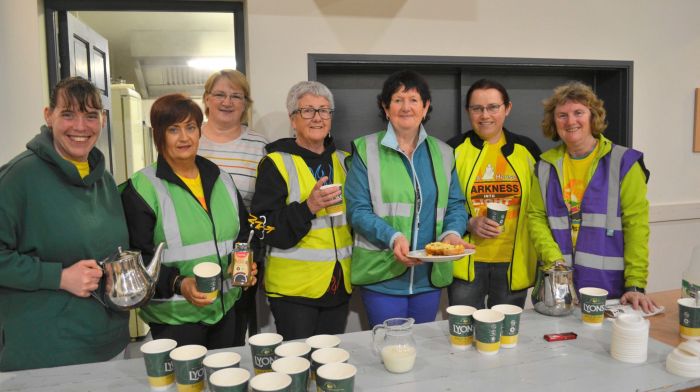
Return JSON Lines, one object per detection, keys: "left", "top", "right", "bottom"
{"left": 91, "top": 243, "right": 165, "bottom": 311}
{"left": 532, "top": 262, "right": 579, "bottom": 316}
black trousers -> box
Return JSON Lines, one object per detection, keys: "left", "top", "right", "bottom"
{"left": 268, "top": 297, "right": 349, "bottom": 341}
{"left": 149, "top": 308, "right": 237, "bottom": 349}
{"left": 232, "top": 284, "right": 258, "bottom": 346}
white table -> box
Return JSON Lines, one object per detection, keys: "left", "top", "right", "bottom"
{"left": 1, "top": 310, "right": 698, "bottom": 391}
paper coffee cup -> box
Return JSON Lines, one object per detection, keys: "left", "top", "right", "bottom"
{"left": 491, "top": 304, "right": 523, "bottom": 348}
{"left": 209, "top": 367, "right": 250, "bottom": 392}
{"left": 446, "top": 305, "right": 476, "bottom": 350}
{"left": 679, "top": 297, "right": 700, "bottom": 339}
{"left": 473, "top": 309, "right": 504, "bottom": 355}
{"left": 321, "top": 184, "right": 344, "bottom": 217}
{"left": 486, "top": 202, "right": 508, "bottom": 226}
{"left": 193, "top": 262, "right": 222, "bottom": 301}
{"left": 170, "top": 344, "right": 208, "bottom": 392}
{"left": 203, "top": 352, "right": 241, "bottom": 390}
{"left": 140, "top": 339, "right": 178, "bottom": 390}
{"left": 248, "top": 333, "right": 284, "bottom": 374}
{"left": 310, "top": 347, "right": 349, "bottom": 381}
{"left": 249, "top": 372, "right": 292, "bottom": 392}
{"left": 316, "top": 362, "right": 356, "bottom": 392}
{"left": 271, "top": 356, "right": 310, "bottom": 392}
{"left": 274, "top": 341, "right": 312, "bottom": 360}
{"left": 580, "top": 287, "right": 608, "bottom": 326}
{"left": 305, "top": 334, "right": 341, "bottom": 352}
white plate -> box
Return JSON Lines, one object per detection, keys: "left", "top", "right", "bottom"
{"left": 407, "top": 249, "right": 476, "bottom": 262}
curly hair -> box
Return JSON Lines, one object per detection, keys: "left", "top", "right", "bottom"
{"left": 541, "top": 81, "right": 607, "bottom": 141}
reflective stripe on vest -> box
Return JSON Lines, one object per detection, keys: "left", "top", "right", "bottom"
{"left": 268, "top": 151, "right": 352, "bottom": 262}
{"left": 141, "top": 166, "right": 239, "bottom": 263}
{"left": 149, "top": 278, "right": 239, "bottom": 303}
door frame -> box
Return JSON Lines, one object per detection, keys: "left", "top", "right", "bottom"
{"left": 44, "top": 0, "right": 246, "bottom": 90}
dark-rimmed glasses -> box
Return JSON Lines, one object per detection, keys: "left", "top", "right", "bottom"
{"left": 291, "top": 107, "right": 334, "bottom": 120}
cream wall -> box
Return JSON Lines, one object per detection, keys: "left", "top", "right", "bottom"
{"left": 1, "top": 0, "right": 699, "bottom": 332}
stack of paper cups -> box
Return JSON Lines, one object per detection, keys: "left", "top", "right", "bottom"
{"left": 610, "top": 313, "right": 649, "bottom": 363}
{"left": 666, "top": 340, "right": 700, "bottom": 378}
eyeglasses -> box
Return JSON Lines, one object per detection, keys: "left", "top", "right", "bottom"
{"left": 468, "top": 103, "right": 504, "bottom": 114}
{"left": 210, "top": 92, "right": 246, "bottom": 102}
{"left": 292, "top": 107, "right": 334, "bottom": 120}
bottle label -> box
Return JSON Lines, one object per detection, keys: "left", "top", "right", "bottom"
{"left": 682, "top": 279, "right": 700, "bottom": 298}
{"left": 231, "top": 244, "right": 252, "bottom": 286}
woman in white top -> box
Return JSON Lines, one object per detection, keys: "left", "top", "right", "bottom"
{"left": 199, "top": 69, "right": 268, "bottom": 345}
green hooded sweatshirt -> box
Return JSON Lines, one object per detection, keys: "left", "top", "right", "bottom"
{"left": 0, "top": 126, "right": 129, "bottom": 371}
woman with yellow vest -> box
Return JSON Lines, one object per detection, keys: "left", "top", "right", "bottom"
{"left": 121, "top": 93, "right": 255, "bottom": 348}
{"left": 447, "top": 79, "right": 541, "bottom": 309}
{"left": 251, "top": 81, "right": 352, "bottom": 340}
{"left": 346, "top": 70, "right": 471, "bottom": 327}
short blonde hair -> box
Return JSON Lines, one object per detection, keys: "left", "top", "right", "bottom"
{"left": 541, "top": 81, "right": 607, "bottom": 141}
{"left": 203, "top": 69, "right": 253, "bottom": 124}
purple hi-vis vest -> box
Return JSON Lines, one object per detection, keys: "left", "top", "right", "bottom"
{"left": 537, "top": 145, "right": 643, "bottom": 298}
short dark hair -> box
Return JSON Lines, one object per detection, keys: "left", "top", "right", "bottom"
{"left": 150, "top": 93, "right": 204, "bottom": 154}
{"left": 465, "top": 79, "right": 511, "bottom": 108}
{"left": 376, "top": 70, "right": 433, "bottom": 123}
{"left": 49, "top": 76, "right": 103, "bottom": 112}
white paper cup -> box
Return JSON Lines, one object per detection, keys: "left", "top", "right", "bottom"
{"left": 249, "top": 371, "right": 292, "bottom": 392}
{"left": 275, "top": 341, "right": 312, "bottom": 359}
{"left": 305, "top": 334, "right": 341, "bottom": 351}
{"left": 209, "top": 367, "right": 250, "bottom": 392}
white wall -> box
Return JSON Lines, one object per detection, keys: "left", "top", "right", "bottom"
{"left": 0, "top": 0, "right": 47, "bottom": 164}
{"left": 2, "top": 0, "right": 700, "bottom": 333}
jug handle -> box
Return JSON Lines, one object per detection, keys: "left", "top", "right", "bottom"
{"left": 90, "top": 258, "right": 108, "bottom": 308}
{"left": 371, "top": 324, "right": 385, "bottom": 357}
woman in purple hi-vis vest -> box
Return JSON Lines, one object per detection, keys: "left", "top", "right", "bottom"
{"left": 528, "top": 81, "right": 658, "bottom": 314}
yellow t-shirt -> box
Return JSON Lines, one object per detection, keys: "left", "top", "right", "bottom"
{"left": 177, "top": 173, "right": 208, "bottom": 211}
{"left": 469, "top": 134, "right": 521, "bottom": 262}
{"left": 562, "top": 142, "right": 600, "bottom": 247}
{"left": 67, "top": 159, "right": 90, "bottom": 179}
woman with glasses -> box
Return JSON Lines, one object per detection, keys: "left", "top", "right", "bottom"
{"left": 528, "top": 82, "right": 657, "bottom": 312}
{"left": 251, "top": 81, "right": 352, "bottom": 339}
{"left": 345, "top": 70, "right": 471, "bottom": 327}
{"left": 198, "top": 69, "right": 268, "bottom": 346}
{"left": 446, "top": 79, "right": 541, "bottom": 310}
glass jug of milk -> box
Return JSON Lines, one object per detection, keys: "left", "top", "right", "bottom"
{"left": 372, "top": 317, "right": 417, "bottom": 373}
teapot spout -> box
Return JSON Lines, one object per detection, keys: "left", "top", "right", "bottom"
{"left": 146, "top": 242, "right": 165, "bottom": 282}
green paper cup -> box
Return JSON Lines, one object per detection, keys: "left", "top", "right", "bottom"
{"left": 271, "top": 356, "right": 310, "bottom": 392}
{"left": 249, "top": 333, "right": 284, "bottom": 375}
{"left": 446, "top": 305, "right": 476, "bottom": 350}
{"left": 203, "top": 352, "right": 241, "bottom": 390}
{"left": 473, "top": 309, "right": 504, "bottom": 355}
{"left": 316, "top": 362, "right": 356, "bottom": 392}
{"left": 486, "top": 202, "right": 508, "bottom": 226}
{"left": 679, "top": 297, "right": 700, "bottom": 339}
{"left": 491, "top": 304, "right": 523, "bottom": 348}
{"left": 170, "top": 344, "right": 208, "bottom": 392}
{"left": 209, "top": 368, "right": 250, "bottom": 392}
{"left": 321, "top": 184, "right": 344, "bottom": 216}
{"left": 305, "top": 334, "right": 341, "bottom": 353}
{"left": 194, "top": 262, "right": 222, "bottom": 301}
{"left": 310, "top": 347, "right": 349, "bottom": 381}
{"left": 275, "top": 341, "right": 312, "bottom": 360}
{"left": 140, "top": 338, "right": 177, "bottom": 390}
{"left": 579, "top": 287, "right": 608, "bottom": 326}
{"left": 249, "top": 371, "right": 292, "bottom": 392}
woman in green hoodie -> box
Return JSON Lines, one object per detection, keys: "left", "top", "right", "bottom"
{"left": 0, "top": 77, "right": 129, "bottom": 371}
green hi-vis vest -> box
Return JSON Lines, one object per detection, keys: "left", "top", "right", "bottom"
{"left": 265, "top": 151, "right": 353, "bottom": 298}
{"left": 132, "top": 164, "right": 241, "bottom": 325}
{"left": 351, "top": 131, "right": 454, "bottom": 287}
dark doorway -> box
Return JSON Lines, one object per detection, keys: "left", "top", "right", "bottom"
{"left": 309, "top": 54, "right": 633, "bottom": 153}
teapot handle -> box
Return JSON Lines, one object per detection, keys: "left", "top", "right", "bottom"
{"left": 371, "top": 324, "right": 385, "bottom": 357}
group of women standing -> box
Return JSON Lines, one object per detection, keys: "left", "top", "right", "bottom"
{"left": 121, "top": 68, "right": 656, "bottom": 348}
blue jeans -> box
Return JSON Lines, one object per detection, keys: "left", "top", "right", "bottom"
{"left": 447, "top": 262, "right": 527, "bottom": 310}
{"left": 360, "top": 288, "right": 442, "bottom": 328}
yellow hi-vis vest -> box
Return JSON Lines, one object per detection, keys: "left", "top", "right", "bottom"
{"left": 264, "top": 151, "right": 353, "bottom": 298}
